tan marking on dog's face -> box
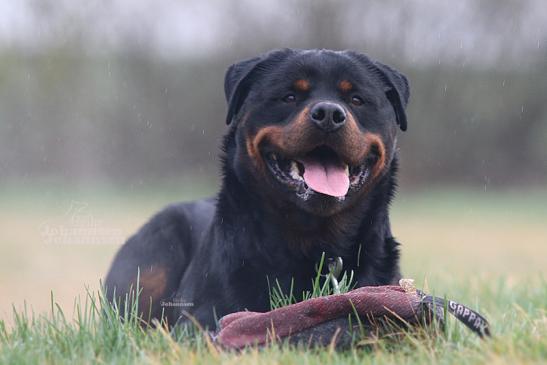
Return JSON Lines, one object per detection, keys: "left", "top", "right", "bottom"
{"left": 362, "top": 132, "right": 387, "bottom": 180}
{"left": 244, "top": 107, "right": 387, "bottom": 184}
{"left": 338, "top": 80, "right": 353, "bottom": 92}
{"left": 245, "top": 107, "right": 310, "bottom": 168}
{"left": 246, "top": 125, "right": 284, "bottom": 169}
{"left": 341, "top": 114, "right": 387, "bottom": 178}
{"left": 337, "top": 111, "right": 368, "bottom": 164}
{"left": 294, "top": 79, "right": 310, "bottom": 92}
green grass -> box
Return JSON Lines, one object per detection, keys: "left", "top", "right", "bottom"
{"left": 268, "top": 253, "right": 355, "bottom": 310}
{"left": 0, "top": 187, "right": 546, "bottom": 364}
{"left": 0, "top": 276, "right": 545, "bottom": 364}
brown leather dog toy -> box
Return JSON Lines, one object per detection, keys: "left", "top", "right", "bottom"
{"left": 214, "top": 280, "right": 490, "bottom": 349}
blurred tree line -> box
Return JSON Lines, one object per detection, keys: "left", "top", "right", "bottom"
{"left": 0, "top": 0, "right": 545, "bottom": 190}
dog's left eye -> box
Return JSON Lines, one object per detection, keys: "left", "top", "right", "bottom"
{"left": 351, "top": 96, "right": 364, "bottom": 106}
{"left": 282, "top": 94, "right": 296, "bottom": 103}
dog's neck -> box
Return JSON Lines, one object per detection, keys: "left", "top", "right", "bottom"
{"left": 215, "top": 157, "right": 398, "bottom": 263}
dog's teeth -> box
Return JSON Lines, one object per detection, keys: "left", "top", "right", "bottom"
{"left": 289, "top": 160, "right": 302, "bottom": 180}
{"left": 271, "top": 153, "right": 278, "bottom": 161}
{"left": 344, "top": 164, "right": 350, "bottom": 176}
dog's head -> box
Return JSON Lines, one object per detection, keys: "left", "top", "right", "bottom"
{"left": 223, "top": 49, "right": 409, "bottom": 216}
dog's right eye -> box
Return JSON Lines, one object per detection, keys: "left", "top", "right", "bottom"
{"left": 282, "top": 94, "right": 296, "bottom": 103}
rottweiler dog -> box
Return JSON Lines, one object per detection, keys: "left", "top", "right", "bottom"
{"left": 105, "top": 49, "right": 410, "bottom": 330}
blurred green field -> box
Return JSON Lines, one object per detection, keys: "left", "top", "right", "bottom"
{"left": 0, "top": 186, "right": 546, "bottom": 363}
{"left": 0, "top": 186, "right": 545, "bottom": 322}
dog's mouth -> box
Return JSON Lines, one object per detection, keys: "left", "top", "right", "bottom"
{"left": 264, "top": 145, "right": 374, "bottom": 200}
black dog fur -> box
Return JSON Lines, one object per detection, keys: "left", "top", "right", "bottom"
{"left": 105, "top": 49, "right": 410, "bottom": 330}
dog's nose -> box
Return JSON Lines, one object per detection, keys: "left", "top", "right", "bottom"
{"left": 310, "top": 102, "right": 347, "bottom": 132}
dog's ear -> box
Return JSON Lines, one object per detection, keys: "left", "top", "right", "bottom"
{"left": 224, "top": 56, "right": 261, "bottom": 125}
{"left": 347, "top": 52, "right": 410, "bottom": 131}
{"left": 373, "top": 61, "right": 410, "bottom": 131}
{"left": 224, "top": 49, "right": 293, "bottom": 125}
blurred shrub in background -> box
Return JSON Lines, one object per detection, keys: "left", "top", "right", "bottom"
{"left": 1, "top": 0, "right": 545, "bottom": 189}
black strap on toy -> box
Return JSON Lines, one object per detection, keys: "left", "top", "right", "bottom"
{"left": 419, "top": 292, "right": 491, "bottom": 338}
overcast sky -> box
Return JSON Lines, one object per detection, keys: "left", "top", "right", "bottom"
{"left": 0, "top": 0, "right": 545, "bottom": 67}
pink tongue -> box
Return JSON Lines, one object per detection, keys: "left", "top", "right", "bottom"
{"left": 301, "top": 159, "right": 350, "bottom": 197}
